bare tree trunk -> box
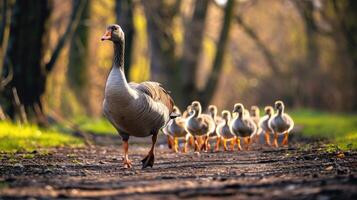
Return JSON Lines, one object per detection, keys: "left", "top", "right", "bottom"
{"left": 67, "top": 0, "right": 90, "bottom": 111}
{"left": 116, "top": 0, "right": 134, "bottom": 80}
{"left": 199, "top": 0, "right": 235, "bottom": 107}
{"left": 1, "top": 0, "right": 86, "bottom": 123}
{"left": 142, "top": 0, "right": 180, "bottom": 99}
{"left": 0, "top": 0, "right": 7, "bottom": 48}
{"left": 1, "top": 0, "right": 52, "bottom": 122}
{"left": 180, "top": 0, "right": 209, "bottom": 107}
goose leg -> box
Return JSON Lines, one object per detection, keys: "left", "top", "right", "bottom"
{"left": 189, "top": 136, "right": 195, "bottom": 147}
{"left": 167, "top": 135, "right": 173, "bottom": 149}
{"left": 142, "top": 133, "right": 158, "bottom": 169}
{"left": 193, "top": 136, "right": 200, "bottom": 152}
{"left": 264, "top": 131, "right": 271, "bottom": 146}
{"left": 282, "top": 131, "right": 289, "bottom": 146}
{"left": 246, "top": 137, "right": 252, "bottom": 150}
{"left": 215, "top": 136, "right": 221, "bottom": 152}
{"left": 273, "top": 132, "right": 279, "bottom": 148}
{"left": 237, "top": 137, "right": 242, "bottom": 151}
{"left": 230, "top": 139, "right": 235, "bottom": 151}
{"left": 122, "top": 139, "right": 132, "bottom": 168}
{"left": 173, "top": 136, "right": 179, "bottom": 153}
{"left": 183, "top": 134, "right": 190, "bottom": 153}
{"left": 203, "top": 135, "right": 210, "bottom": 152}
{"left": 223, "top": 139, "right": 228, "bottom": 151}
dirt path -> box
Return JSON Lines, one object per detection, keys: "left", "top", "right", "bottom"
{"left": 0, "top": 137, "right": 356, "bottom": 199}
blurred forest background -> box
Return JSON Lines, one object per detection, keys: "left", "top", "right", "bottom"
{"left": 0, "top": 0, "right": 356, "bottom": 151}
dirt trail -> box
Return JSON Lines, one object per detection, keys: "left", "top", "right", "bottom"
{"left": 0, "top": 136, "right": 356, "bottom": 199}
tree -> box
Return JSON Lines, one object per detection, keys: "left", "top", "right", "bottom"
{"left": 142, "top": 0, "right": 180, "bottom": 95}
{"left": 67, "top": 0, "right": 90, "bottom": 110}
{"left": 198, "top": 0, "right": 235, "bottom": 107}
{"left": 1, "top": 0, "right": 86, "bottom": 123}
{"left": 180, "top": 0, "right": 210, "bottom": 106}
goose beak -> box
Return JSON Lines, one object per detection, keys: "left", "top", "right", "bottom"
{"left": 101, "top": 30, "right": 112, "bottom": 41}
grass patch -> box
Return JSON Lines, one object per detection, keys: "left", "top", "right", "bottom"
{"left": 0, "top": 121, "right": 84, "bottom": 153}
{"left": 291, "top": 109, "right": 357, "bottom": 151}
{"left": 72, "top": 116, "right": 116, "bottom": 135}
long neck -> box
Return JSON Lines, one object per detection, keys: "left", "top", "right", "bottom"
{"left": 113, "top": 41, "right": 124, "bottom": 69}
{"left": 238, "top": 111, "right": 243, "bottom": 119}
{"left": 278, "top": 108, "right": 283, "bottom": 115}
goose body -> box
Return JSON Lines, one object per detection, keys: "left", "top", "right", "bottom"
{"left": 258, "top": 106, "right": 274, "bottom": 146}
{"left": 101, "top": 24, "right": 174, "bottom": 168}
{"left": 185, "top": 101, "right": 215, "bottom": 152}
{"left": 268, "top": 101, "right": 294, "bottom": 147}
{"left": 104, "top": 72, "right": 172, "bottom": 137}
{"left": 230, "top": 103, "right": 257, "bottom": 150}
{"left": 216, "top": 110, "right": 236, "bottom": 151}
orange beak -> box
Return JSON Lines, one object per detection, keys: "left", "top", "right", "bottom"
{"left": 101, "top": 30, "right": 111, "bottom": 41}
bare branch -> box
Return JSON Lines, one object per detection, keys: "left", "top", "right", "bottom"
{"left": 45, "top": 0, "right": 87, "bottom": 72}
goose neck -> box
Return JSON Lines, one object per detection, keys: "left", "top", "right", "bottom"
{"left": 113, "top": 41, "right": 124, "bottom": 69}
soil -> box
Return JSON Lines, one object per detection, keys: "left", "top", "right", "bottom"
{"left": 0, "top": 135, "right": 356, "bottom": 200}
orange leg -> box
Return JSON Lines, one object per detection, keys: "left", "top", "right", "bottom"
{"left": 230, "top": 139, "right": 235, "bottom": 151}
{"left": 141, "top": 133, "right": 158, "bottom": 168}
{"left": 215, "top": 136, "right": 221, "bottom": 152}
{"left": 194, "top": 136, "right": 200, "bottom": 152}
{"left": 223, "top": 139, "right": 228, "bottom": 151}
{"left": 236, "top": 137, "right": 242, "bottom": 151}
{"left": 173, "top": 136, "right": 179, "bottom": 153}
{"left": 202, "top": 136, "right": 210, "bottom": 152}
{"left": 167, "top": 135, "right": 173, "bottom": 149}
{"left": 183, "top": 135, "right": 189, "bottom": 153}
{"left": 282, "top": 131, "right": 289, "bottom": 146}
{"left": 245, "top": 137, "right": 252, "bottom": 150}
{"left": 265, "top": 131, "right": 271, "bottom": 146}
{"left": 123, "top": 140, "right": 132, "bottom": 168}
{"left": 273, "top": 132, "right": 279, "bottom": 148}
{"left": 189, "top": 136, "right": 195, "bottom": 147}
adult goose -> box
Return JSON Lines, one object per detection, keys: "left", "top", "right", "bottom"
{"left": 258, "top": 106, "right": 274, "bottom": 146}
{"left": 203, "top": 105, "right": 224, "bottom": 152}
{"left": 268, "top": 101, "right": 294, "bottom": 147}
{"left": 185, "top": 101, "right": 215, "bottom": 152}
{"left": 216, "top": 110, "right": 236, "bottom": 151}
{"left": 101, "top": 24, "right": 175, "bottom": 169}
{"left": 163, "top": 106, "right": 190, "bottom": 153}
{"left": 230, "top": 103, "right": 257, "bottom": 150}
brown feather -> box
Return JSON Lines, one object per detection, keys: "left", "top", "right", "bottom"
{"left": 130, "top": 81, "right": 174, "bottom": 113}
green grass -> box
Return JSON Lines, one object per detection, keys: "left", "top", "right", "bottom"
{"left": 0, "top": 121, "right": 84, "bottom": 153}
{"left": 291, "top": 109, "right": 357, "bottom": 151}
{"left": 72, "top": 116, "right": 116, "bottom": 134}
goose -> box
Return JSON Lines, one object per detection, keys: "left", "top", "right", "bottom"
{"left": 230, "top": 103, "right": 257, "bottom": 150}
{"left": 250, "top": 106, "right": 260, "bottom": 143}
{"left": 216, "top": 110, "right": 236, "bottom": 151}
{"left": 268, "top": 101, "right": 294, "bottom": 147}
{"left": 101, "top": 24, "right": 176, "bottom": 168}
{"left": 163, "top": 106, "right": 191, "bottom": 153}
{"left": 185, "top": 101, "right": 215, "bottom": 152}
{"left": 258, "top": 106, "right": 274, "bottom": 146}
{"left": 203, "top": 105, "right": 224, "bottom": 152}
{"left": 162, "top": 106, "right": 181, "bottom": 151}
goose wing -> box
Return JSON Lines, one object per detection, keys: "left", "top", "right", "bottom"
{"left": 130, "top": 81, "right": 175, "bottom": 113}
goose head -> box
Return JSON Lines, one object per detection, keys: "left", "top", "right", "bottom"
{"left": 191, "top": 101, "right": 202, "bottom": 116}
{"left": 208, "top": 105, "right": 218, "bottom": 119}
{"left": 264, "top": 106, "right": 274, "bottom": 116}
{"left": 232, "top": 103, "right": 244, "bottom": 118}
{"left": 221, "top": 110, "right": 231, "bottom": 122}
{"left": 101, "top": 24, "right": 124, "bottom": 42}
{"left": 274, "top": 100, "right": 285, "bottom": 113}
{"left": 172, "top": 106, "right": 182, "bottom": 116}
{"left": 250, "top": 106, "right": 260, "bottom": 117}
